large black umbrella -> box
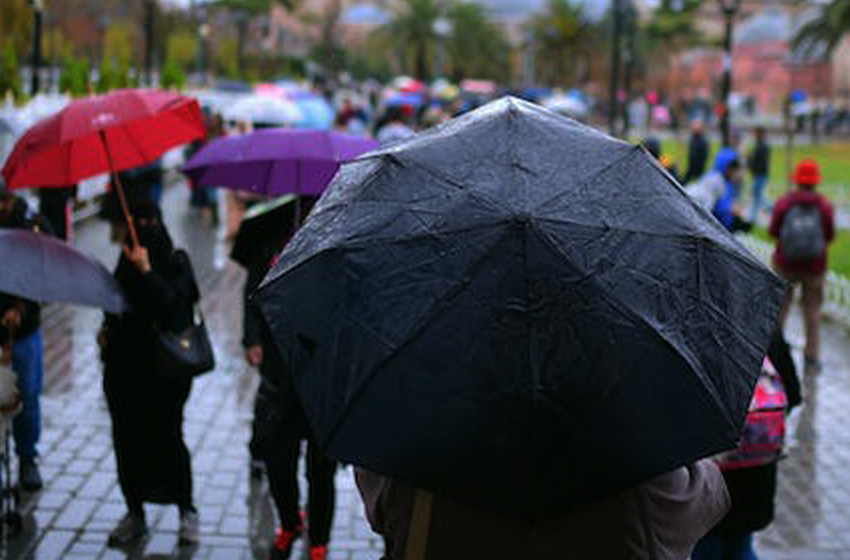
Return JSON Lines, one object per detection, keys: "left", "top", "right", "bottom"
{"left": 256, "top": 97, "right": 784, "bottom": 518}
{"left": 0, "top": 229, "right": 126, "bottom": 313}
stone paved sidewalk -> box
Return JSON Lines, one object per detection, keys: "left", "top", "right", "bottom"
{"left": 1, "top": 185, "right": 848, "bottom": 559}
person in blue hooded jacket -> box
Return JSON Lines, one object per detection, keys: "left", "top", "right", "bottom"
{"left": 686, "top": 148, "right": 744, "bottom": 231}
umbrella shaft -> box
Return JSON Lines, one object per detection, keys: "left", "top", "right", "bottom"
{"left": 98, "top": 131, "right": 139, "bottom": 247}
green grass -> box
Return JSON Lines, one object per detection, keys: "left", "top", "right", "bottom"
{"left": 661, "top": 139, "right": 850, "bottom": 202}
{"left": 749, "top": 226, "right": 850, "bottom": 278}
{"left": 659, "top": 138, "right": 850, "bottom": 277}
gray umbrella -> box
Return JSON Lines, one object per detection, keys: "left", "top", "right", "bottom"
{"left": 257, "top": 97, "right": 784, "bottom": 518}
{"left": 0, "top": 229, "right": 126, "bottom": 313}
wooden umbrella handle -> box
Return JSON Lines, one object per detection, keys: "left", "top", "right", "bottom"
{"left": 97, "top": 130, "right": 139, "bottom": 248}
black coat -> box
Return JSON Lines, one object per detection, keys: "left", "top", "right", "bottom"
{"left": 748, "top": 141, "right": 770, "bottom": 177}
{"left": 243, "top": 242, "right": 310, "bottom": 458}
{"left": 101, "top": 249, "right": 199, "bottom": 506}
{"left": 684, "top": 133, "right": 710, "bottom": 184}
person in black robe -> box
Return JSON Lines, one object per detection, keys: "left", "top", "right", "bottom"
{"left": 98, "top": 202, "right": 200, "bottom": 548}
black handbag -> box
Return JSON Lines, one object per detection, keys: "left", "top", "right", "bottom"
{"left": 156, "top": 306, "right": 215, "bottom": 379}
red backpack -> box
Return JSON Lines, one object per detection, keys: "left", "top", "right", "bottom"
{"left": 716, "top": 358, "right": 787, "bottom": 471}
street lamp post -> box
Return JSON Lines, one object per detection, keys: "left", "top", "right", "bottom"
{"left": 718, "top": 0, "right": 741, "bottom": 148}
{"left": 433, "top": 18, "right": 452, "bottom": 80}
{"left": 522, "top": 27, "right": 535, "bottom": 89}
{"left": 621, "top": 0, "right": 637, "bottom": 138}
{"left": 29, "top": 0, "right": 44, "bottom": 96}
{"left": 608, "top": 0, "right": 624, "bottom": 136}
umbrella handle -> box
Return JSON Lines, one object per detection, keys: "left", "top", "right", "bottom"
{"left": 97, "top": 130, "right": 139, "bottom": 247}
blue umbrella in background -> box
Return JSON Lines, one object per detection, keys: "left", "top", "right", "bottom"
{"left": 293, "top": 94, "right": 335, "bottom": 130}
{"left": 384, "top": 92, "right": 424, "bottom": 109}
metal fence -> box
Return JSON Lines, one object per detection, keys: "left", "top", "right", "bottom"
{"left": 737, "top": 234, "right": 850, "bottom": 326}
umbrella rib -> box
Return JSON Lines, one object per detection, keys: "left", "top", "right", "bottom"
{"left": 534, "top": 146, "right": 642, "bottom": 212}
{"left": 529, "top": 224, "right": 740, "bottom": 434}
{"left": 322, "top": 224, "right": 512, "bottom": 448}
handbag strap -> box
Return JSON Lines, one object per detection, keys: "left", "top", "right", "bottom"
{"left": 405, "top": 489, "right": 433, "bottom": 560}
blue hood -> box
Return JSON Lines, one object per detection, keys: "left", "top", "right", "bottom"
{"left": 712, "top": 147, "right": 739, "bottom": 174}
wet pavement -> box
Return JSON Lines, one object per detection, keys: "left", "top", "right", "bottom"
{"left": 2, "top": 184, "right": 849, "bottom": 559}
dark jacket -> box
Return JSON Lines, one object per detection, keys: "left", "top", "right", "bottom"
{"left": 0, "top": 198, "right": 43, "bottom": 342}
{"left": 684, "top": 133, "right": 710, "bottom": 184}
{"left": 102, "top": 249, "right": 199, "bottom": 378}
{"left": 357, "top": 461, "right": 730, "bottom": 560}
{"left": 748, "top": 140, "right": 770, "bottom": 177}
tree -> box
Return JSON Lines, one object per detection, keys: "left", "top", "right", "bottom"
{"left": 96, "top": 56, "right": 115, "bottom": 93}
{"left": 166, "top": 30, "right": 198, "bottom": 71}
{"left": 530, "top": 0, "right": 601, "bottom": 86}
{"left": 306, "top": 0, "right": 346, "bottom": 76}
{"left": 794, "top": 0, "right": 850, "bottom": 57}
{"left": 160, "top": 56, "right": 186, "bottom": 90}
{"left": 446, "top": 2, "right": 510, "bottom": 82}
{"left": 0, "top": 42, "right": 22, "bottom": 101}
{"left": 216, "top": 37, "right": 240, "bottom": 78}
{"left": 59, "top": 54, "right": 91, "bottom": 96}
{"left": 383, "top": 0, "right": 441, "bottom": 80}
{"left": 101, "top": 22, "right": 134, "bottom": 89}
{"left": 640, "top": 0, "right": 703, "bottom": 99}
{"left": 0, "top": 0, "right": 33, "bottom": 58}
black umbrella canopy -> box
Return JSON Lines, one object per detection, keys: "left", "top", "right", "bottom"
{"left": 256, "top": 97, "right": 784, "bottom": 518}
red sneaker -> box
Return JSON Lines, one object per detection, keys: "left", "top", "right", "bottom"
{"left": 309, "top": 545, "right": 328, "bottom": 560}
{"left": 269, "top": 525, "right": 302, "bottom": 560}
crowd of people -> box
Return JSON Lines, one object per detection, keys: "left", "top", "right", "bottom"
{"left": 0, "top": 85, "right": 841, "bottom": 560}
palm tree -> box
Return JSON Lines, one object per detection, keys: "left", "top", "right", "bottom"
{"left": 530, "top": 0, "right": 600, "bottom": 86}
{"left": 446, "top": 2, "right": 509, "bottom": 82}
{"left": 793, "top": 0, "right": 850, "bottom": 57}
{"left": 384, "top": 0, "right": 441, "bottom": 80}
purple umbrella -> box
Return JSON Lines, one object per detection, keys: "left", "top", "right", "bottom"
{"left": 182, "top": 129, "right": 379, "bottom": 196}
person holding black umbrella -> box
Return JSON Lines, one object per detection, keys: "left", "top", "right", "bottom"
{"left": 98, "top": 202, "right": 201, "bottom": 548}
{"left": 357, "top": 462, "right": 729, "bottom": 560}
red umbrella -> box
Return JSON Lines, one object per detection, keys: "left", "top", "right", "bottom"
{"left": 1, "top": 89, "right": 205, "bottom": 245}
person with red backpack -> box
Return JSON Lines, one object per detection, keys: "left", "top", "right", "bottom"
{"left": 769, "top": 159, "right": 835, "bottom": 374}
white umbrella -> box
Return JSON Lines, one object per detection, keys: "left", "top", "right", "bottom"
{"left": 223, "top": 95, "right": 303, "bottom": 126}
{"left": 19, "top": 93, "right": 70, "bottom": 127}
{"left": 543, "top": 95, "right": 589, "bottom": 118}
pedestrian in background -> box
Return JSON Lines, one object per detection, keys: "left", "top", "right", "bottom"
{"left": 242, "top": 198, "right": 336, "bottom": 560}
{"left": 98, "top": 202, "right": 200, "bottom": 548}
{"left": 376, "top": 106, "right": 415, "bottom": 146}
{"left": 692, "top": 334, "right": 799, "bottom": 560}
{"left": 684, "top": 119, "right": 710, "bottom": 185}
{"left": 686, "top": 148, "right": 742, "bottom": 231}
{"left": 747, "top": 127, "right": 771, "bottom": 223}
{"left": 642, "top": 136, "right": 681, "bottom": 183}
{"left": 38, "top": 185, "right": 77, "bottom": 242}
{"left": 0, "top": 190, "right": 45, "bottom": 492}
{"left": 769, "top": 159, "right": 835, "bottom": 374}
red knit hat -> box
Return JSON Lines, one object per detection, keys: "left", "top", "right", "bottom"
{"left": 793, "top": 159, "right": 821, "bottom": 187}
